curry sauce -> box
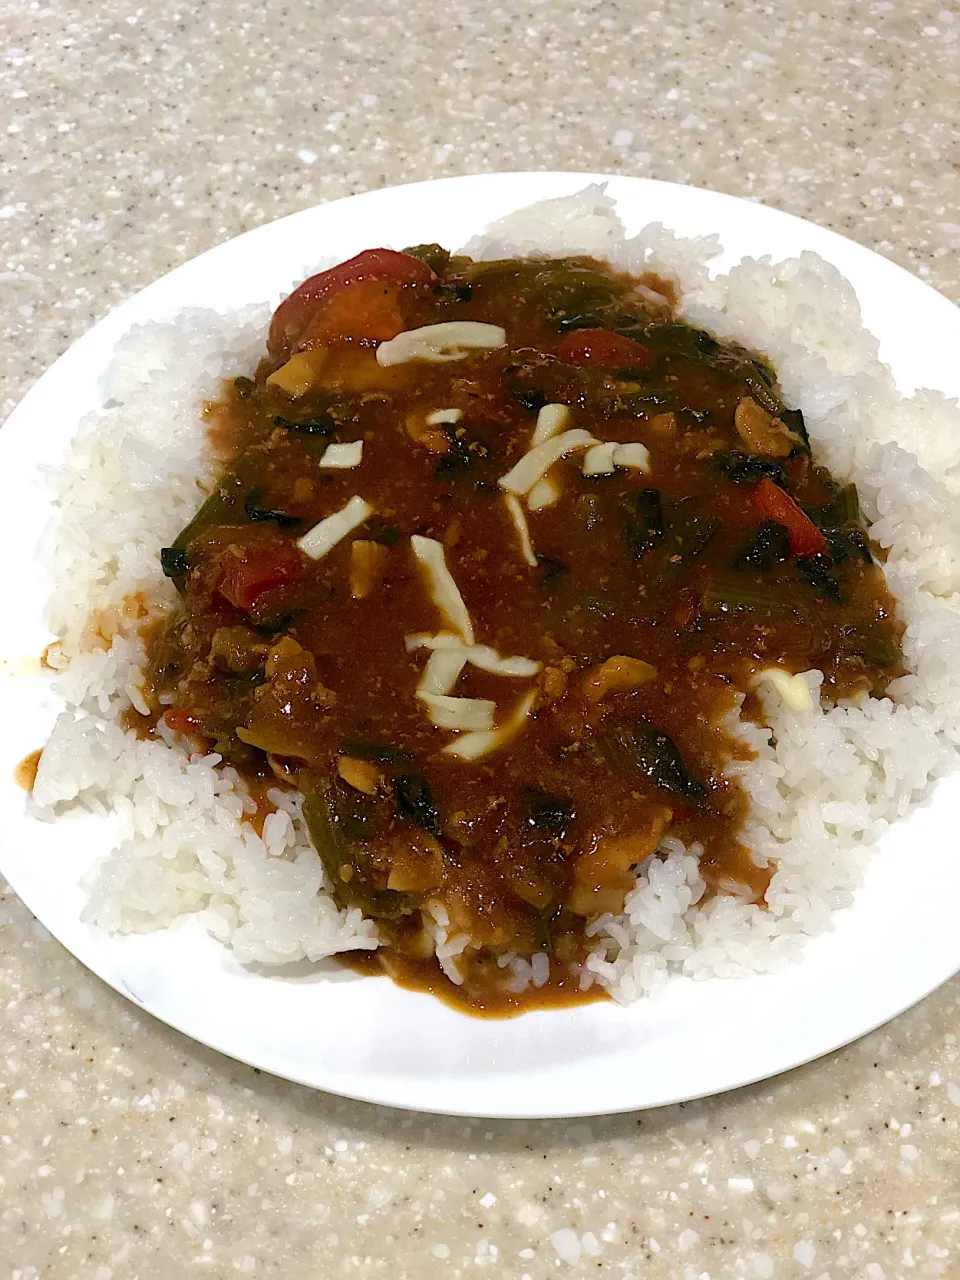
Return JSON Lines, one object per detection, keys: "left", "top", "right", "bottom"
{"left": 132, "top": 247, "right": 903, "bottom": 1012}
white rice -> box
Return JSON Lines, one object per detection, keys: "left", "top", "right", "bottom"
{"left": 32, "top": 187, "right": 960, "bottom": 998}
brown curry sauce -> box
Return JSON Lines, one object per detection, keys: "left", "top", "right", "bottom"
{"left": 131, "top": 248, "right": 903, "bottom": 1014}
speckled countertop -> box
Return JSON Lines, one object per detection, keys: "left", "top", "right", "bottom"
{"left": 3, "top": 1, "right": 960, "bottom": 1276}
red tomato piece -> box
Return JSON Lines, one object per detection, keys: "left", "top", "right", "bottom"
{"left": 752, "top": 476, "right": 828, "bottom": 558}
{"left": 218, "top": 539, "right": 305, "bottom": 611}
{"left": 297, "top": 278, "right": 405, "bottom": 350}
{"left": 268, "top": 249, "right": 438, "bottom": 358}
{"left": 557, "top": 328, "right": 655, "bottom": 369}
{"left": 163, "top": 709, "right": 207, "bottom": 739}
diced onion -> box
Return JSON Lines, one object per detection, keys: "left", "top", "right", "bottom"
{"left": 613, "top": 442, "right": 651, "bottom": 472}
{"left": 582, "top": 442, "right": 617, "bottom": 477}
{"left": 377, "top": 322, "right": 506, "bottom": 367}
{"left": 417, "top": 648, "right": 467, "bottom": 697}
{"left": 410, "top": 536, "right": 475, "bottom": 645}
{"left": 498, "top": 429, "right": 597, "bottom": 496}
{"left": 505, "top": 494, "right": 537, "bottom": 568}
{"left": 297, "top": 495, "right": 372, "bottom": 559}
{"left": 531, "top": 403, "right": 570, "bottom": 447}
{"left": 265, "top": 349, "right": 327, "bottom": 397}
{"left": 444, "top": 689, "right": 537, "bottom": 761}
{"left": 527, "top": 476, "right": 561, "bottom": 510}
{"left": 319, "top": 440, "right": 363, "bottom": 469}
{"left": 405, "top": 632, "right": 540, "bottom": 678}
{"left": 752, "top": 668, "right": 815, "bottom": 712}
{"left": 419, "top": 693, "right": 497, "bottom": 732}
{"left": 425, "top": 408, "right": 463, "bottom": 425}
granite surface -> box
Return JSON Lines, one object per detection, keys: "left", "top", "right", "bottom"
{"left": 3, "top": 0, "right": 960, "bottom": 1275}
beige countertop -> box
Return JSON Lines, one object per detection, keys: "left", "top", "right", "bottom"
{"left": 3, "top": 1, "right": 960, "bottom": 1276}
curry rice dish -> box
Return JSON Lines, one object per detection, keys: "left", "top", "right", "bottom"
{"left": 33, "top": 190, "right": 960, "bottom": 1015}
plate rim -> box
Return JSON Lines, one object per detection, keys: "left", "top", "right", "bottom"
{"left": 2, "top": 169, "right": 959, "bottom": 1119}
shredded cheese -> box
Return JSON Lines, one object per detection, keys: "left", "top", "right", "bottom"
{"left": 531, "top": 402, "right": 570, "bottom": 447}
{"left": 498, "top": 429, "right": 597, "bottom": 496}
{"left": 752, "top": 668, "right": 815, "bottom": 713}
{"left": 417, "top": 648, "right": 467, "bottom": 697}
{"left": 527, "top": 476, "right": 561, "bottom": 511}
{"left": 405, "top": 633, "right": 540, "bottom": 678}
{"left": 444, "top": 689, "right": 537, "bottom": 760}
{"left": 319, "top": 440, "right": 363, "bottom": 469}
{"left": 410, "top": 536, "right": 475, "bottom": 645}
{"left": 582, "top": 442, "right": 617, "bottom": 477}
{"left": 425, "top": 408, "right": 463, "bottom": 425}
{"left": 612, "top": 442, "right": 651, "bottom": 472}
{"left": 505, "top": 494, "right": 537, "bottom": 567}
{"left": 419, "top": 693, "right": 497, "bottom": 732}
{"left": 297, "top": 496, "right": 372, "bottom": 560}
{"left": 376, "top": 322, "right": 506, "bottom": 367}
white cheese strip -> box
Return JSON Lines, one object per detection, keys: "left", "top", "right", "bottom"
{"left": 531, "top": 402, "right": 570, "bottom": 447}
{"left": 498, "top": 429, "right": 597, "bottom": 496}
{"left": 297, "top": 495, "right": 372, "bottom": 560}
{"left": 377, "top": 322, "right": 506, "bottom": 367}
{"left": 419, "top": 693, "right": 497, "bottom": 732}
{"left": 319, "top": 440, "right": 363, "bottom": 469}
{"left": 425, "top": 408, "right": 463, "bottom": 425}
{"left": 527, "top": 476, "right": 561, "bottom": 511}
{"left": 613, "top": 442, "right": 651, "bottom": 472}
{"left": 444, "top": 689, "right": 537, "bottom": 760}
{"left": 505, "top": 493, "right": 537, "bottom": 567}
{"left": 752, "top": 668, "right": 815, "bottom": 713}
{"left": 417, "top": 648, "right": 467, "bottom": 697}
{"left": 410, "top": 535, "right": 475, "bottom": 645}
{"left": 405, "top": 633, "right": 540, "bottom": 677}
{"left": 582, "top": 442, "right": 617, "bottom": 477}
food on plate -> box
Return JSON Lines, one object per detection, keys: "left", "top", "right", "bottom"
{"left": 32, "top": 189, "right": 960, "bottom": 1014}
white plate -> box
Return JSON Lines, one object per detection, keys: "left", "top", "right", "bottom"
{"left": 2, "top": 172, "right": 960, "bottom": 1120}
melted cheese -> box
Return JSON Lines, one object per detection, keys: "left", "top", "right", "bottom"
{"left": 319, "top": 440, "right": 363, "bottom": 469}
{"left": 505, "top": 494, "right": 537, "bottom": 567}
{"left": 443, "top": 689, "right": 537, "bottom": 761}
{"left": 582, "top": 442, "right": 617, "bottom": 476}
{"left": 297, "top": 496, "right": 372, "bottom": 559}
{"left": 498, "top": 429, "right": 597, "bottom": 496}
{"left": 405, "top": 633, "right": 540, "bottom": 678}
{"left": 531, "top": 403, "right": 570, "bottom": 447}
{"left": 410, "top": 536, "right": 475, "bottom": 645}
{"left": 419, "top": 693, "right": 497, "bottom": 732}
{"left": 417, "top": 648, "right": 467, "bottom": 697}
{"left": 376, "top": 322, "right": 506, "bottom": 367}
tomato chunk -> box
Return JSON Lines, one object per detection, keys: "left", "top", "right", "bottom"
{"left": 297, "top": 278, "right": 405, "bottom": 350}
{"left": 752, "top": 476, "right": 828, "bottom": 558}
{"left": 557, "top": 328, "right": 655, "bottom": 369}
{"left": 268, "top": 249, "right": 438, "bottom": 358}
{"left": 162, "top": 708, "right": 208, "bottom": 742}
{"left": 218, "top": 539, "right": 305, "bottom": 610}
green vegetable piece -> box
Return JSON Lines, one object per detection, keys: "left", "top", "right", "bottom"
{"left": 623, "top": 488, "right": 664, "bottom": 559}
{"left": 520, "top": 787, "right": 575, "bottom": 839}
{"left": 160, "top": 547, "right": 189, "bottom": 579}
{"left": 300, "top": 774, "right": 410, "bottom": 919}
{"left": 734, "top": 520, "right": 790, "bottom": 571}
{"left": 243, "top": 488, "right": 300, "bottom": 528}
{"left": 701, "top": 574, "right": 796, "bottom": 616}
{"left": 599, "top": 720, "right": 707, "bottom": 801}
{"left": 656, "top": 501, "right": 720, "bottom": 587}
{"left": 393, "top": 773, "right": 442, "bottom": 836}
{"left": 403, "top": 243, "right": 451, "bottom": 275}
